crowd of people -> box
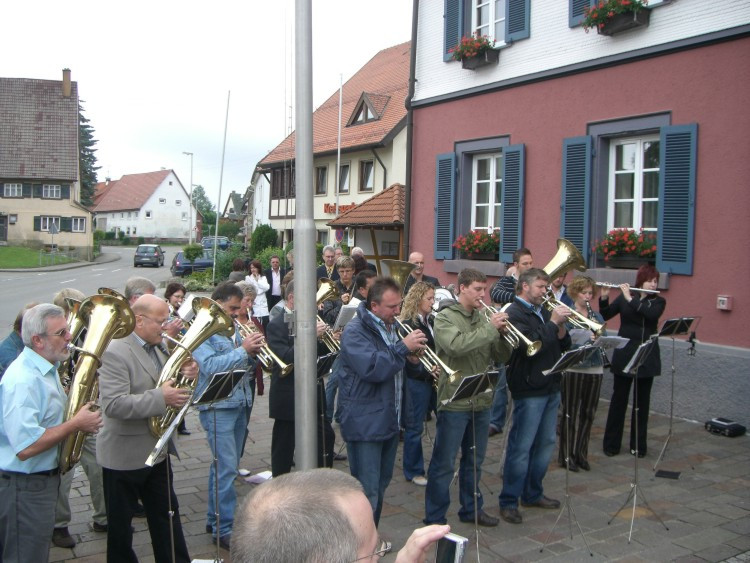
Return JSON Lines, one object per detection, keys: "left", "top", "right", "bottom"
{"left": 0, "top": 242, "right": 666, "bottom": 562}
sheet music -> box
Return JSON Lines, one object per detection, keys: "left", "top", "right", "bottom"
{"left": 334, "top": 303, "right": 358, "bottom": 331}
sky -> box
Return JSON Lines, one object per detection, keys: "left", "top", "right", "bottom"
{"left": 2, "top": 0, "right": 413, "bottom": 211}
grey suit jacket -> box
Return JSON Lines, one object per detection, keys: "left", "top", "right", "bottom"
{"left": 96, "top": 332, "right": 172, "bottom": 471}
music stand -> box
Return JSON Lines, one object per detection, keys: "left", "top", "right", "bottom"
{"left": 442, "top": 369, "right": 498, "bottom": 556}
{"left": 540, "top": 348, "right": 599, "bottom": 556}
{"left": 608, "top": 337, "right": 669, "bottom": 542}
{"left": 316, "top": 353, "right": 338, "bottom": 466}
{"left": 653, "top": 316, "right": 699, "bottom": 472}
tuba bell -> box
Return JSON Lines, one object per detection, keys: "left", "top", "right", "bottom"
{"left": 379, "top": 259, "right": 417, "bottom": 294}
{"left": 148, "top": 297, "right": 235, "bottom": 438}
{"left": 60, "top": 291, "right": 136, "bottom": 474}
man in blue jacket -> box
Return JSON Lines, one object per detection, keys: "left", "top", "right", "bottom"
{"left": 335, "top": 278, "right": 425, "bottom": 526}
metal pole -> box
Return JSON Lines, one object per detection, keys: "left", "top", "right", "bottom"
{"left": 212, "top": 92, "right": 230, "bottom": 285}
{"left": 183, "top": 151, "right": 194, "bottom": 244}
{"left": 335, "top": 75, "right": 342, "bottom": 222}
{"left": 294, "top": 0, "right": 317, "bottom": 470}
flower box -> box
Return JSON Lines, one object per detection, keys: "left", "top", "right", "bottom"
{"left": 598, "top": 8, "right": 651, "bottom": 36}
{"left": 461, "top": 49, "right": 500, "bottom": 70}
{"left": 604, "top": 255, "right": 648, "bottom": 269}
{"left": 461, "top": 252, "right": 500, "bottom": 261}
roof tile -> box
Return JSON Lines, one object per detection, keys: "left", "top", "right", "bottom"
{"left": 92, "top": 170, "right": 172, "bottom": 212}
{"left": 328, "top": 183, "right": 405, "bottom": 227}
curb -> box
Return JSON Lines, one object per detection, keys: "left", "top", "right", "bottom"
{"left": 0, "top": 253, "right": 122, "bottom": 273}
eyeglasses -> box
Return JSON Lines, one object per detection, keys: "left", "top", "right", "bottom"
{"left": 138, "top": 314, "right": 169, "bottom": 328}
{"left": 43, "top": 327, "right": 70, "bottom": 338}
{"left": 350, "top": 539, "right": 389, "bottom": 561}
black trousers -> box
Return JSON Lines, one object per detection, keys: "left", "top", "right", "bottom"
{"left": 603, "top": 374, "right": 654, "bottom": 455}
{"left": 271, "top": 417, "right": 335, "bottom": 476}
{"left": 102, "top": 459, "right": 190, "bottom": 563}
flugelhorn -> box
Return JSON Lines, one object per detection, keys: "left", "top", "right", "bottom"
{"left": 395, "top": 319, "right": 460, "bottom": 386}
{"left": 479, "top": 300, "right": 542, "bottom": 357}
{"left": 60, "top": 292, "right": 136, "bottom": 473}
{"left": 541, "top": 292, "right": 605, "bottom": 336}
{"left": 236, "top": 309, "right": 293, "bottom": 377}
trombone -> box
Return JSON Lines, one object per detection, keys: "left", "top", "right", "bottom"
{"left": 479, "top": 300, "right": 542, "bottom": 357}
{"left": 394, "top": 319, "right": 460, "bottom": 386}
{"left": 236, "top": 309, "right": 293, "bottom": 376}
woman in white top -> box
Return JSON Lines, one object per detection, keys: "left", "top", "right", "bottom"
{"left": 246, "top": 259, "right": 270, "bottom": 329}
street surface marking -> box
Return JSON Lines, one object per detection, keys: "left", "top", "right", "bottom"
{"left": 111, "top": 269, "right": 121, "bottom": 272}
{"left": 92, "top": 268, "right": 106, "bottom": 271}
{"left": 59, "top": 279, "right": 76, "bottom": 284}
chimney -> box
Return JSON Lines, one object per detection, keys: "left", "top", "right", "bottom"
{"left": 62, "top": 68, "right": 71, "bottom": 98}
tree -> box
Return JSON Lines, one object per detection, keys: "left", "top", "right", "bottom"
{"left": 191, "top": 185, "right": 217, "bottom": 235}
{"left": 218, "top": 221, "right": 241, "bottom": 240}
{"left": 79, "top": 103, "right": 100, "bottom": 207}
{"left": 249, "top": 224, "right": 279, "bottom": 256}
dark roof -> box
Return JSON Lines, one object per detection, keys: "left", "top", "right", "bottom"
{"left": 327, "top": 183, "right": 405, "bottom": 227}
{"left": 92, "top": 170, "right": 173, "bottom": 212}
{"left": 0, "top": 77, "right": 79, "bottom": 180}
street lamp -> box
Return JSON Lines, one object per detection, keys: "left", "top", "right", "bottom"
{"left": 182, "top": 151, "right": 194, "bottom": 244}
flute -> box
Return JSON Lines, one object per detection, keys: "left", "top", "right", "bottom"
{"left": 595, "top": 282, "right": 660, "bottom": 294}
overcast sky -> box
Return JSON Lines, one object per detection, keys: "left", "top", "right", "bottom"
{"left": 2, "top": 0, "right": 413, "bottom": 210}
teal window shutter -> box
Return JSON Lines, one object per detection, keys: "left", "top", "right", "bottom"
{"left": 561, "top": 136, "right": 592, "bottom": 262}
{"left": 500, "top": 144, "right": 525, "bottom": 263}
{"left": 33, "top": 184, "right": 42, "bottom": 198}
{"left": 434, "top": 153, "right": 456, "bottom": 259}
{"left": 657, "top": 124, "right": 697, "bottom": 275}
{"left": 507, "top": 0, "right": 530, "bottom": 42}
{"left": 23, "top": 184, "right": 32, "bottom": 197}
{"left": 444, "top": 0, "right": 463, "bottom": 62}
{"left": 570, "top": 0, "right": 594, "bottom": 27}
{"left": 33, "top": 216, "right": 41, "bottom": 231}
{"left": 61, "top": 185, "right": 71, "bottom": 199}
{"left": 60, "top": 217, "right": 73, "bottom": 232}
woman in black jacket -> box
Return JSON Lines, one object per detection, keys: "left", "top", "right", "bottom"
{"left": 600, "top": 264, "right": 665, "bottom": 458}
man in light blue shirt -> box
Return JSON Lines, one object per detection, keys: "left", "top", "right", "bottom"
{"left": 0, "top": 304, "right": 102, "bottom": 563}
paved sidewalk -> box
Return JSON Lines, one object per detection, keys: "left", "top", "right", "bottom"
{"left": 0, "top": 252, "right": 120, "bottom": 273}
{"left": 51, "top": 393, "right": 750, "bottom": 562}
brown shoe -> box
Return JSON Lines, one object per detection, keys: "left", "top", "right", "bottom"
{"left": 521, "top": 496, "right": 560, "bottom": 509}
{"left": 52, "top": 527, "right": 76, "bottom": 548}
{"left": 500, "top": 507, "right": 522, "bottom": 524}
{"left": 459, "top": 510, "right": 499, "bottom": 527}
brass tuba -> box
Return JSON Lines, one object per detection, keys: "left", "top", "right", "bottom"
{"left": 316, "top": 278, "right": 342, "bottom": 353}
{"left": 58, "top": 298, "right": 84, "bottom": 388}
{"left": 60, "top": 291, "right": 136, "bottom": 474}
{"left": 148, "top": 297, "right": 235, "bottom": 438}
{"left": 379, "top": 259, "right": 417, "bottom": 294}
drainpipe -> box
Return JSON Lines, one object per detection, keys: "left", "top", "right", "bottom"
{"left": 403, "top": 0, "right": 419, "bottom": 260}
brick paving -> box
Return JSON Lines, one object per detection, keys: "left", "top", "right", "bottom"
{"left": 50, "top": 393, "right": 750, "bottom": 562}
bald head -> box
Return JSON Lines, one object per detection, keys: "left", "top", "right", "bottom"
{"left": 409, "top": 251, "right": 425, "bottom": 277}
{"left": 133, "top": 294, "right": 169, "bottom": 344}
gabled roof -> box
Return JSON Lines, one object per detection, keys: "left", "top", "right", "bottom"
{"left": 0, "top": 76, "right": 79, "bottom": 180}
{"left": 223, "top": 191, "right": 245, "bottom": 220}
{"left": 328, "top": 183, "right": 405, "bottom": 227}
{"left": 92, "top": 170, "right": 173, "bottom": 212}
{"left": 260, "top": 41, "right": 410, "bottom": 167}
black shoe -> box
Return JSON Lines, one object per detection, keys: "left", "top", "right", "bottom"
{"left": 604, "top": 449, "right": 619, "bottom": 457}
{"left": 206, "top": 524, "right": 213, "bottom": 534}
{"left": 521, "top": 496, "right": 561, "bottom": 509}
{"left": 177, "top": 428, "right": 191, "bottom": 435}
{"left": 133, "top": 503, "right": 146, "bottom": 518}
{"left": 578, "top": 459, "right": 591, "bottom": 471}
{"left": 459, "top": 510, "right": 499, "bottom": 527}
{"left": 630, "top": 449, "right": 646, "bottom": 458}
{"left": 213, "top": 534, "right": 231, "bottom": 550}
{"left": 559, "top": 460, "right": 579, "bottom": 472}
{"left": 333, "top": 452, "right": 347, "bottom": 461}
{"left": 52, "top": 527, "right": 76, "bottom": 548}
{"left": 488, "top": 426, "right": 503, "bottom": 437}
{"left": 500, "top": 507, "right": 522, "bottom": 524}
{"left": 91, "top": 521, "right": 108, "bottom": 533}
{"left": 425, "top": 412, "right": 432, "bottom": 422}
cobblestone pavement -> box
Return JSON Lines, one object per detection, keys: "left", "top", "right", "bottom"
{"left": 50, "top": 392, "right": 750, "bottom": 562}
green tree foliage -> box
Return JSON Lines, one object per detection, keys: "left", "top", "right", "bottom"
{"left": 254, "top": 246, "right": 285, "bottom": 271}
{"left": 191, "top": 186, "right": 218, "bottom": 235}
{"left": 183, "top": 243, "right": 204, "bottom": 264}
{"left": 249, "top": 224, "right": 279, "bottom": 256}
{"left": 79, "top": 103, "right": 100, "bottom": 207}
{"left": 214, "top": 246, "right": 247, "bottom": 281}
{"left": 218, "top": 221, "right": 241, "bottom": 240}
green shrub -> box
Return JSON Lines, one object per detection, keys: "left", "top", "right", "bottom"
{"left": 218, "top": 221, "right": 241, "bottom": 240}
{"left": 183, "top": 243, "right": 204, "bottom": 263}
{"left": 104, "top": 231, "right": 117, "bottom": 240}
{"left": 214, "top": 246, "right": 248, "bottom": 281}
{"left": 93, "top": 229, "right": 105, "bottom": 241}
{"left": 137, "top": 236, "right": 145, "bottom": 245}
{"left": 184, "top": 269, "right": 215, "bottom": 291}
{"left": 253, "top": 246, "right": 285, "bottom": 271}
{"left": 121, "top": 237, "right": 131, "bottom": 246}
{"left": 249, "top": 224, "right": 278, "bottom": 256}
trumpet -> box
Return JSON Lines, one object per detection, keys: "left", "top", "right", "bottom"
{"left": 479, "top": 300, "right": 542, "bottom": 357}
{"left": 395, "top": 319, "right": 460, "bottom": 386}
{"left": 236, "top": 309, "right": 293, "bottom": 376}
{"left": 542, "top": 292, "right": 605, "bottom": 336}
{"left": 595, "top": 282, "right": 660, "bottom": 294}
{"left": 317, "top": 316, "right": 340, "bottom": 353}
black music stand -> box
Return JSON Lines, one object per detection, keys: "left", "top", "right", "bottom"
{"left": 442, "top": 369, "right": 498, "bottom": 556}
{"left": 316, "top": 353, "right": 338, "bottom": 466}
{"left": 608, "top": 337, "right": 669, "bottom": 542}
{"left": 541, "top": 347, "right": 599, "bottom": 556}
{"left": 653, "top": 316, "right": 699, "bottom": 472}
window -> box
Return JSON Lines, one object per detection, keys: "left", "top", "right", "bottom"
{"left": 40, "top": 216, "right": 60, "bottom": 232}
{"left": 126, "top": 227, "right": 131, "bottom": 235}
{"left": 121, "top": 213, "right": 124, "bottom": 218}
{"left": 315, "top": 166, "right": 328, "bottom": 195}
{"left": 338, "top": 164, "right": 350, "bottom": 194}
{"left": 182, "top": 212, "right": 188, "bottom": 221}
{"left": 471, "top": 153, "right": 502, "bottom": 230}
{"left": 317, "top": 230, "right": 329, "bottom": 245}
{"left": 43, "top": 184, "right": 61, "bottom": 198}
{"left": 472, "top": 0, "right": 507, "bottom": 44}
{"left": 145, "top": 211, "right": 153, "bottom": 219}
{"left": 128, "top": 212, "right": 131, "bottom": 218}
{"left": 134, "top": 211, "right": 139, "bottom": 218}
{"left": 353, "top": 104, "right": 374, "bottom": 124}
{"left": 608, "top": 137, "right": 660, "bottom": 232}
{"left": 72, "top": 217, "right": 86, "bottom": 232}
{"left": 159, "top": 198, "right": 167, "bottom": 204}
{"left": 359, "top": 161, "right": 374, "bottom": 192}
{"left": 3, "top": 183, "right": 21, "bottom": 197}
{"left": 271, "top": 167, "right": 296, "bottom": 198}
{"left": 176, "top": 200, "right": 182, "bottom": 206}
{"left": 133, "top": 227, "right": 137, "bottom": 235}
{"left": 169, "top": 181, "right": 173, "bottom": 185}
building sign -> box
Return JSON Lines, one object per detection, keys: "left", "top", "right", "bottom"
{"left": 324, "top": 202, "right": 357, "bottom": 214}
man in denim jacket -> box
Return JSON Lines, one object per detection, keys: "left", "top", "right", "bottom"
{"left": 193, "top": 282, "right": 263, "bottom": 551}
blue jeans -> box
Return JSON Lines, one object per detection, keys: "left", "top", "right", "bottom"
{"left": 499, "top": 392, "right": 561, "bottom": 508}
{"left": 489, "top": 365, "right": 508, "bottom": 431}
{"left": 403, "top": 377, "right": 433, "bottom": 481}
{"left": 325, "top": 369, "right": 341, "bottom": 423}
{"left": 199, "top": 405, "right": 251, "bottom": 537}
{"left": 425, "top": 408, "right": 490, "bottom": 524}
{"left": 347, "top": 434, "right": 399, "bottom": 526}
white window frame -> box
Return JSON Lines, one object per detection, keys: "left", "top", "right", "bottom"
{"left": 607, "top": 135, "right": 660, "bottom": 233}
{"left": 159, "top": 198, "right": 167, "bottom": 204}
{"left": 315, "top": 166, "right": 328, "bottom": 196}
{"left": 176, "top": 199, "right": 182, "bottom": 206}
{"left": 3, "top": 183, "right": 22, "bottom": 197}
{"left": 72, "top": 217, "right": 86, "bottom": 232}
{"left": 472, "top": 0, "right": 507, "bottom": 45}
{"left": 181, "top": 212, "right": 188, "bottom": 221}
{"left": 359, "top": 161, "right": 374, "bottom": 193}
{"left": 470, "top": 152, "right": 503, "bottom": 230}
{"left": 40, "top": 216, "right": 60, "bottom": 232}
{"left": 145, "top": 210, "right": 153, "bottom": 219}
{"left": 42, "top": 184, "right": 61, "bottom": 199}
{"left": 338, "top": 163, "right": 350, "bottom": 194}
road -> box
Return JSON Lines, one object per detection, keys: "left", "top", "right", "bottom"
{"left": 0, "top": 245, "right": 182, "bottom": 332}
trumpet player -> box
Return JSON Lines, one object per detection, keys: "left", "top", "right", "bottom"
{"left": 192, "top": 282, "right": 264, "bottom": 551}
{"left": 96, "top": 294, "right": 196, "bottom": 562}
{"left": 267, "top": 281, "right": 336, "bottom": 476}
{"left": 424, "top": 268, "right": 512, "bottom": 528}
{"left": 499, "top": 268, "right": 571, "bottom": 525}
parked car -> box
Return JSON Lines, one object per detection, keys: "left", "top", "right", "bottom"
{"left": 201, "top": 236, "right": 230, "bottom": 250}
{"left": 170, "top": 250, "right": 215, "bottom": 277}
{"left": 133, "top": 244, "right": 165, "bottom": 267}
